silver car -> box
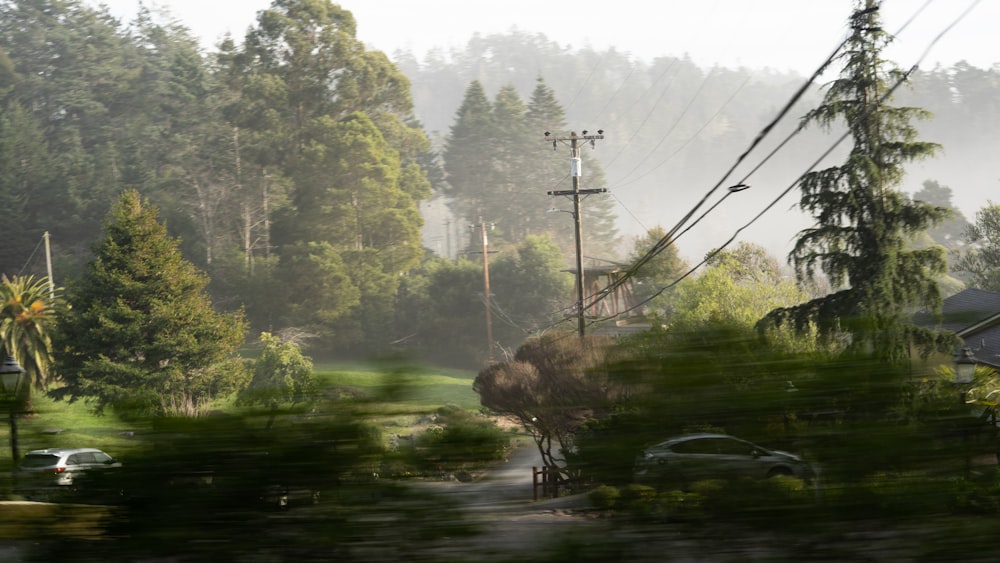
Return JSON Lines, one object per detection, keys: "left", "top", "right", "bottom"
{"left": 633, "top": 433, "right": 813, "bottom": 485}
{"left": 18, "top": 447, "right": 121, "bottom": 488}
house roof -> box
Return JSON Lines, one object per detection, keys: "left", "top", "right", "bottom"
{"left": 916, "top": 288, "right": 1000, "bottom": 368}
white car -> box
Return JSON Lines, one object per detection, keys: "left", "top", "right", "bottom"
{"left": 18, "top": 447, "right": 121, "bottom": 488}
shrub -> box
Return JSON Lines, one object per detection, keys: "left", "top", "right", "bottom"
{"left": 655, "top": 489, "right": 706, "bottom": 522}
{"left": 589, "top": 485, "right": 621, "bottom": 510}
{"left": 412, "top": 406, "right": 510, "bottom": 471}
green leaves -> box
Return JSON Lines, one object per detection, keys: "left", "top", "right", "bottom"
{"left": 0, "top": 274, "right": 57, "bottom": 391}
{"left": 239, "top": 332, "right": 315, "bottom": 414}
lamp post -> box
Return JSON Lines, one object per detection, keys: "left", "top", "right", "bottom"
{"left": 955, "top": 346, "right": 977, "bottom": 395}
{"left": 0, "top": 356, "right": 26, "bottom": 466}
{"left": 954, "top": 347, "right": 978, "bottom": 477}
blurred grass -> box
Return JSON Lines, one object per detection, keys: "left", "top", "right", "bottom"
{"left": 1, "top": 394, "right": 148, "bottom": 468}
{"left": 0, "top": 361, "right": 480, "bottom": 470}
{"left": 314, "top": 361, "right": 479, "bottom": 410}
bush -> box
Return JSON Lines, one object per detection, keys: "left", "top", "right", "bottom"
{"left": 588, "top": 485, "right": 621, "bottom": 510}
{"left": 655, "top": 489, "right": 706, "bottom": 522}
{"left": 617, "top": 483, "right": 658, "bottom": 515}
{"left": 412, "top": 406, "right": 510, "bottom": 471}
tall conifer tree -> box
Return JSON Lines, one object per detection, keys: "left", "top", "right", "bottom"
{"left": 442, "top": 80, "right": 496, "bottom": 244}
{"left": 761, "top": 1, "right": 951, "bottom": 362}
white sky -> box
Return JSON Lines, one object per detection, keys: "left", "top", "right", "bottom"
{"left": 93, "top": 0, "right": 998, "bottom": 73}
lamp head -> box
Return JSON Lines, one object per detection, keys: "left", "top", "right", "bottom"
{"left": 0, "top": 356, "right": 25, "bottom": 395}
{"left": 955, "top": 346, "right": 977, "bottom": 384}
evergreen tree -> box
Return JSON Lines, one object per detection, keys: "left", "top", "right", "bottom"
{"left": 760, "top": 1, "right": 952, "bottom": 363}
{"left": 53, "top": 190, "right": 248, "bottom": 416}
{"left": 443, "top": 78, "right": 619, "bottom": 258}
{"left": 527, "top": 77, "right": 619, "bottom": 260}
{"left": 955, "top": 201, "right": 1000, "bottom": 291}
{"left": 0, "top": 0, "right": 140, "bottom": 266}
{"left": 489, "top": 84, "right": 537, "bottom": 244}
{"left": 277, "top": 111, "right": 425, "bottom": 350}
{"left": 0, "top": 102, "right": 52, "bottom": 276}
{"left": 442, "top": 80, "right": 496, "bottom": 241}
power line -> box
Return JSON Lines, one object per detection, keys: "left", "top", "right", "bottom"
{"left": 616, "top": 71, "right": 755, "bottom": 190}
{"left": 591, "top": 31, "right": 851, "bottom": 306}
{"left": 587, "top": 0, "right": 980, "bottom": 327}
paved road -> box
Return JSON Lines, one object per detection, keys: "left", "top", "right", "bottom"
{"left": 409, "top": 438, "right": 588, "bottom": 508}
{"left": 400, "top": 440, "right": 605, "bottom": 561}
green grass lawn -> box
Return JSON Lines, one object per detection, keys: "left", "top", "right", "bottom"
{"left": 314, "top": 361, "right": 480, "bottom": 410}
{"left": 1, "top": 394, "right": 149, "bottom": 469}
{"left": 0, "top": 361, "right": 481, "bottom": 471}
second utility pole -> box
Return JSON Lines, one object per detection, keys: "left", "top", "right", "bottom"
{"left": 546, "top": 130, "right": 605, "bottom": 337}
{"left": 471, "top": 218, "right": 496, "bottom": 364}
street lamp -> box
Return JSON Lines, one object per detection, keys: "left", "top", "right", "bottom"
{"left": 953, "top": 347, "right": 978, "bottom": 478}
{"left": 954, "top": 346, "right": 977, "bottom": 385}
{"left": 0, "top": 356, "right": 26, "bottom": 465}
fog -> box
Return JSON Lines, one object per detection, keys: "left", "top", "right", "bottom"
{"left": 405, "top": 39, "right": 997, "bottom": 266}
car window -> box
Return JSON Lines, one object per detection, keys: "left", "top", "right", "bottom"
{"left": 93, "top": 452, "right": 112, "bottom": 464}
{"left": 672, "top": 438, "right": 717, "bottom": 455}
{"left": 68, "top": 452, "right": 99, "bottom": 465}
{"left": 714, "top": 438, "right": 755, "bottom": 456}
{"left": 21, "top": 454, "right": 59, "bottom": 468}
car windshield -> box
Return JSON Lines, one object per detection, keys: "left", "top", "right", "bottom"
{"left": 21, "top": 454, "right": 60, "bottom": 468}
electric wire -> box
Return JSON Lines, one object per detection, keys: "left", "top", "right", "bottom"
{"left": 16, "top": 234, "right": 47, "bottom": 277}
{"left": 520, "top": 0, "right": 956, "bottom": 337}
{"left": 591, "top": 32, "right": 850, "bottom": 306}
{"left": 617, "top": 71, "right": 755, "bottom": 190}
{"left": 612, "top": 66, "right": 722, "bottom": 187}
{"left": 637, "top": 0, "right": 939, "bottom": 252}
{"left": 587, "top": 0, "right": 979, "bottom": 328}
{"left": 527, "top": 32, "right": 851, "bottom": 338}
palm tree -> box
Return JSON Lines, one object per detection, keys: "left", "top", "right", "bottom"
{"left": 0, "top": 274, "right": 58, "bottom": 394}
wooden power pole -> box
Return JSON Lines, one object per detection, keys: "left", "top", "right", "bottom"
{"left": 471, "top": 219, "right": 496, "bottom": 363}
{"left": 545, "top": 130, "right": 606, "bottom": 337}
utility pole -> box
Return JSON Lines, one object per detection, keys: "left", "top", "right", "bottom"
{"left": 471, "top": 219, "right": 497, "bottom": 363}
{"left": 545, "top": 130, "right": 606, "bottom": 337}
{"left": 43, "top": 231, "right": 54, "bottom": 298}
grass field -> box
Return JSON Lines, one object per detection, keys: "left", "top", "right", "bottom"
{"left": 0, "top": 362, "right": 481, "bottom": 472}
{"left": 315, "top": 361, "right": 480, "bottom": 409}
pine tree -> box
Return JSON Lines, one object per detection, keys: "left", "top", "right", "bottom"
{"left": 761, "top": 1, "right": 952, "bottom": 362}
{"left": 442, "top": 80, "right": 496, "bottom": 241}
{"left": 54, "top": 190, "right": 248, "bottom": 416}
